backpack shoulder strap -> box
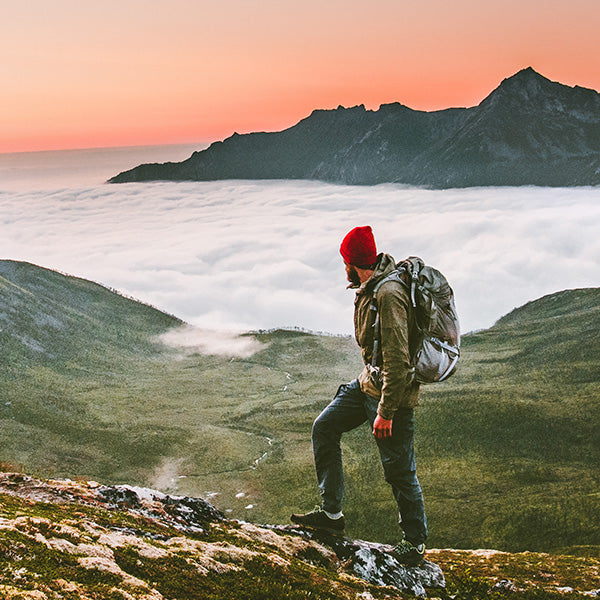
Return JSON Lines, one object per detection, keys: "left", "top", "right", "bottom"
{"left": 370, "top": 269, "right": 409, "bottom": 368}
{"left": 372, "top": 269, "right": 406, "bottom": 296}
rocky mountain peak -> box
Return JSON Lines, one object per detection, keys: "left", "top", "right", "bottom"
{"left": 482, "top": 66, "right": 600, "bottom": 114}
{"left": 504, "top": 66, "right": 550, "bottom": 86}
{"left": 481, "top": 67, "right": 558, "bottom": 107}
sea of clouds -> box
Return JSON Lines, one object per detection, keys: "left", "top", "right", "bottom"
{"left": 1, "top": 176, "right": 599, "bottom": 338}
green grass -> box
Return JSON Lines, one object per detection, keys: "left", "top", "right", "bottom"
{"left": 1, "top": 260, "right": 599, "bottom": 554}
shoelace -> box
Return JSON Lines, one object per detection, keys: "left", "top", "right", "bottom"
{"left": 395, "top": 540, "right": 424, "bottom": 554}
{"left": 395, "top": 540, "right": 413, "bottom": 553}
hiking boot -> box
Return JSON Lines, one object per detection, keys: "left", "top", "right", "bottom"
{"left": 392, "top": 539, "right": 426, "bottom": 566}
{"left": 290, "top": 507, "right": 345, "bottom": 533}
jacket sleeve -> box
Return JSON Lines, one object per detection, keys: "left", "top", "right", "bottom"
{"left": 377, "top": 283, "right": 416, "bottom": 419}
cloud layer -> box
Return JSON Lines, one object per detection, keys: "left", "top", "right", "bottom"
{"left": 1, "top": 180, "right": 599, "bottom": 335}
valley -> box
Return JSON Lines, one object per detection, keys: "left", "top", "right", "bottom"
{"left": 1, "top": 260, "right": 599, "bottom": 555}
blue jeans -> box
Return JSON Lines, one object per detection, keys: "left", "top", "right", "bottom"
{"left": 312, "top": 378, "right": 428, "bottom": 545}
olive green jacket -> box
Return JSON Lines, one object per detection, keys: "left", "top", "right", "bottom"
{"left": 354, "top": 253, "right": 420, "bottom": 419}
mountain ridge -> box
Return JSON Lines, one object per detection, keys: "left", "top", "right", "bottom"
{"left": 109, "top": 68, "right": 600, "bottom": 188}
{"left": 0, "top": 259, "right": 181, "bottom": 370}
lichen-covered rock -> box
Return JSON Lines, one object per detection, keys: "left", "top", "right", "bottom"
{"left": 98, "top": 484, "right": 225, "bottom": 532}
{"left": 273, "top": 525, "right": 445, "bottom": 596}
{"left": 0, "top": 473, "right": 437, "bottom": 598}
{"left": 2, "top": 473, "right": 598, "bottom": 598}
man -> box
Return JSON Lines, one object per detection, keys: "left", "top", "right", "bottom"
{"left": 291, "top": 225, "right": 427, "bottom": 566}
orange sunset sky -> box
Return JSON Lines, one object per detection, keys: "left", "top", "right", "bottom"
{"left": 2, "top": 0, "right": 599, "bottom": 154}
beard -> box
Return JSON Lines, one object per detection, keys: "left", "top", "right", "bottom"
{"left": 346, "top": 265, "right": 361, "bottom": 288}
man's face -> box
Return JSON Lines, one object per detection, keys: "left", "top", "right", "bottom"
{"left": 345, "top": 263, "right": 361, "bottom": 287}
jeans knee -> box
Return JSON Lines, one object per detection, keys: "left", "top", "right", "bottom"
{"left": 313, "top": 411, "right": 345, "bottom": 448}
{"left": 311, "top": 414, "right": 330, "bottom": 442}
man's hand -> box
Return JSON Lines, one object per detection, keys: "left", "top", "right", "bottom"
{"left": 373, "top": 415, "right": 393, "bottom": 439}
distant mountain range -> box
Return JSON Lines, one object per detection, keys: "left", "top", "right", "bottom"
{"left": 109, "top": 67, "right": 600, "bottom": 188}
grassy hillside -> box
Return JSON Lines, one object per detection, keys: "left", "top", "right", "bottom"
{"left": 0, "top": 260, "right": 183, "bottom": 482}
{"left": 412, "top": 288, "right": 600, "bottom": 551}
{"left": 1, "top": 260, "right": 598, "bottom": 555}
{"left": 0, "top": 260, "right": 181, "bottom": 368}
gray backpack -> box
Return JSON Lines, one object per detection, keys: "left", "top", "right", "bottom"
{"left": 371, "top": 257, "right": 460, "bottom": 384}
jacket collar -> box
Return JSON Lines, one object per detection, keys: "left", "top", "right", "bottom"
{"left": 356, "top": 253, "right": 397, "bottom": 296}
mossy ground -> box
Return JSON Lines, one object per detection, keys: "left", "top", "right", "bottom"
{"left": 0, "top": 484, "right": 397, "bottom": 599}
{"left": 1, "top": 482, "right": 599, "bottom": 599}
{"left": 432, "top": 548, "right": 600, "bottom": 599}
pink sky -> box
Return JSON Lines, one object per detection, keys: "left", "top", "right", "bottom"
{"left": 2, "top": 0, "right": 599, "bottom": 153}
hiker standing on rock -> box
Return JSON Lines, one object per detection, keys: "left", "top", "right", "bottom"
{"left": 292, "top": 225, "right": 428, "bottom": 566}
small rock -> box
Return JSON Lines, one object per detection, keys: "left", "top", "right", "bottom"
{"left": 493, "top": 579, "right": 520, "bottom": 593}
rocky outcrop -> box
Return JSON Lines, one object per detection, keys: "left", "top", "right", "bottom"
{"left": 1, "top": 472, "right": 599, "bottom": 598}
{"left": 272, "top": 525, "right": 445, "bottom": 596}
{"left": 0, "top": 473, "right": 444, "bottom": 598}
{"left": 109, "top": 68, "right": 600, "bottom": 188}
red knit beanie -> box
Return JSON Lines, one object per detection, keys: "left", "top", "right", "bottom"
{"left": 340, "top": 226, "right": 377, "bottom": 268}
